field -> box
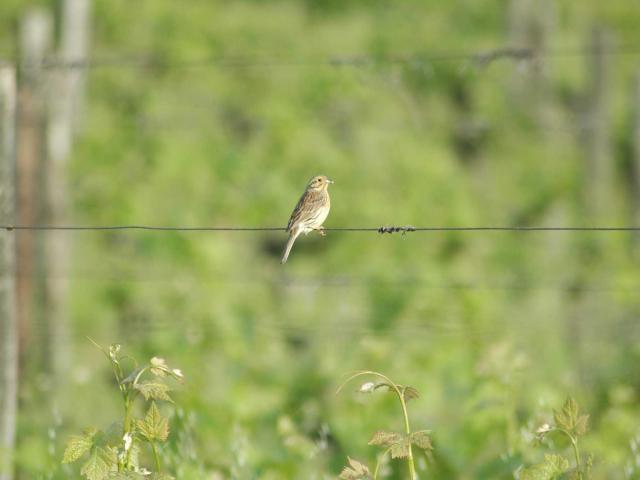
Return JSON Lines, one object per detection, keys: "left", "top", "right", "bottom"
{"left": 1, "top": 1, "right": 640, "bottom": 479}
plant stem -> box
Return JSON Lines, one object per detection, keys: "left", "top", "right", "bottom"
{"left": 336, "top": 371, "right": 417, "bottom": 480}
{"left": 150, "top": 440, "right": 161, "bottom": 472}
{"left": 121, "top": 366, "right": 149, "bottom": 470}
{"left": 111, "top": 357, "right": 130, "bottom": 472}
{"left": 374, "top": 446, "right": 394, "bottom": 480}
{"left": 132, "top": 366, "right": 149, "bottom": 387}
{"left": 122, "top": 394, "right": 133, "bottom": 470}
{"left": 398, "top": 389, "right": 417, "bottom": 480}
{"left": 558, "top": 428, "right": 582, "bottom": 478}
{"left": 570, "top": 436, "right": 582, "bottom": 478}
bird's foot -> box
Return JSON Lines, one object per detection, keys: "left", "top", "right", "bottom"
{"left": 318, "top": 227, "right": 326, "bottom": 237}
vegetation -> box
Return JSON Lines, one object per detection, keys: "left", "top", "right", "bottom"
{"left": 522, "top": 397, "right": 592, "bottom": 480}
{"left": 62, "top": 342, "right": 183, "bottom": 479}
{"left": 1, "top": 0, "right": 639, "bottom": 478}
{"left": 337, "top": 371, "right": 432, "bottom": 480}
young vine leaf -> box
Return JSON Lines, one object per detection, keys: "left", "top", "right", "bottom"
{"left": 373, "top": 382, "right": 393, "bottom": 392}
{"left": 409, "top": 430, "right": 433, "bottom": 451}
{"left": 339, "top": 457, "right": 371, "bottom": 480}
{"left": 390, "top": 438, "right": 411, "bottom": 459}
{"left": 134, "top": 381, "right": 173, "bottom": 402}
{"left": 520, "top": 453, "right": 569, "bottom": 480}
{"left": 79, "top": 446, "right": 116, "bottom": 480}
{"left": 62, "top": 428, "right": 98, "bottom": 464}
{"left": 553, "top": 397, "right": 589, "bottom": 437}
{"left": 136, "top": 402, "right": 169, "bottom": 442}
{"left": 149, "top": 357, "right": 169, "bottom": 377}
{"left": 368, "top": 430, "right": 403, "bottom": 448}
{"left": 402, "top": 386, "right": 420, "bottom": 402}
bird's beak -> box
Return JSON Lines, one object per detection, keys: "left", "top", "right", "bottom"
{"left": 328, "top": 179, "right": 334, "bottom": 184}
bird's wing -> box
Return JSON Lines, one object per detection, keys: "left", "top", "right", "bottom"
{"left": 286, "top": 190, "right": 326, "bottom": 231}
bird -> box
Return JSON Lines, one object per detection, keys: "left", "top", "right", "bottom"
{"left": 281, "top": 175, "right": 333, "bottom": 264}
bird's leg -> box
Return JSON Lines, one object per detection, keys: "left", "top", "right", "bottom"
{"left": 317, "top": 226, "right": 326, "bottom": 237}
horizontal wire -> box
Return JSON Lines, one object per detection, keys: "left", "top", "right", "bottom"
{"left": 1, "top": 225, "right": 284, "bottom": 231}
{"left": 11, "top": 45, "right": 640, "bottom": 71}
{"left": 2, "top": 225, "right": 640, "bottom": 232}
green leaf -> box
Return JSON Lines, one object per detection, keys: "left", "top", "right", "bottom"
{"left": 339, "top": 457, "right": 371, "bottom": 479}
{"left": 369, "top": 430, "right": 415, "bottom": 458}
{"left": 80, "top": 448, "right": 111, "bottom": 480}
{"left": 100, "top": 447, "right": 118, "bottom": 469}
{"left": 544, "top": 454, "right": 569, "bottom": 473}
{"left": 520, "top": 454, "right": 569, "bottom": 480}
{"left": 574, "top": 414, "right": 589, "bottom": 436}
{"left": 390, "top": 438, "right": 411, "bottom": 459}
{"left": 63, "top": 434, "right": 95, "bottom": 464}
{"left": 410, "top": 430, "right": 433, "bottom": 451}
{"left": 373, "top": 382, "right": 393, "bottom": 392}
{"left": 554, "top": 397, "right": 579, "bottom": 432}
{"left": 136, "top": 402, "right": 169, "bottom": 442}
{"left": 134, "top": 382, "right": 173, "bottom": 402}
{"left": 403, "top": 386, "right": 420, "bottom": 402}
{"left": 149, "top": 357, "right": 168, "bottom": 377}
{"left": 553, "top": 397, "right": 590, "bottom": 439}
{"left": 368, "top": 430, "right": 403, "bottom": 448}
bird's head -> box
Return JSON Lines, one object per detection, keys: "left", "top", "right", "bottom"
{"left": 306, "top": 175, "right": 334, "bottom": 191}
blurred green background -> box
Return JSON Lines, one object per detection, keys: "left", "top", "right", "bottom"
{"left": 2, "top": 0, "right": 640, "bottom": 478}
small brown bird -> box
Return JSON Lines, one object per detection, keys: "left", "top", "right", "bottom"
{"left": 281, "top": 175, "right": 333, "bottom": 264}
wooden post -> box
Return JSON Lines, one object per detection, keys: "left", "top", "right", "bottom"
{"left": 506, "top": 0, "right": 555, "bottom": 126}
{"left": 632, "top": 71, "right": 640, "bottom": 250}
{"left": 569, "top": 26, "right": 614, "bottom": 384}
{"left": 582, "top": 25, "right": 613, "bottom": 219}
{"left": 59, "top": 0, "right": 91, "bottom": 132}
{"left": 43, "top": 0, "right": 91, "bottom": 382}
{"left": 0, "top": 63, "right": 18, "bottom": 480}
{"left": 16, "top": 9, "right": 52, "bottom": 372}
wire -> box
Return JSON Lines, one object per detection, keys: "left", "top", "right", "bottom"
{"left": 2, "top": 224, "right": 640, "bottom": 233}
{"left": 1, "top": 225, "right": 284, "bottom": 231}
{"left": 13, "top": 44, "right": 640, "bottom": 71}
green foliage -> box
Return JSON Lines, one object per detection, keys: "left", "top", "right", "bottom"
{"left": 368, "top": 430, "right": 403, "bottom": 448}
{"left": 4, "top": 1, "right": 640, "bottom": 478}
{"left": 338, "top": 371, "right": 432, "bottom": 479}
{"left": 80, "top": 447, "right": 115, "bottom": 480}
{"left": 409, "top": 431, "right": 433, "bottom": 452}
{"left": 61, "top": 342, "right": 182, "bottom": 479}
{"left": 520, "top": 454, "right": 569, "bottom": 480}
{"left": 134, "top": 382, "right": 173, "bottom": 403}
{"left": 136, "top": 403, "right": 170, "bottom": 443}
{"left": 339, "top": 457, "right": 372, "bottom": 480}
{"left": 553, "top": 397, "right": 590, "bottom": 439}
{"left": 522, "top": 397, "right": 592, "bottom": 480}
{"left": 62, "top": 429, "right": 97, "bottom": 464}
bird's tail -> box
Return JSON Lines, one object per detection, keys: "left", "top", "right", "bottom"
{"left": 281, "top": 229, "right": 300, "bottom": 264}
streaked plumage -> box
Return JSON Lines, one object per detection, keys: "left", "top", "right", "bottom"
{"left": 281, "top": 175, "right": 333, "bottom": 264}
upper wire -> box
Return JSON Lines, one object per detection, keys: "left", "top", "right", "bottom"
{"left": 2, "top": 224, "right": 640, "bottom": 232}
